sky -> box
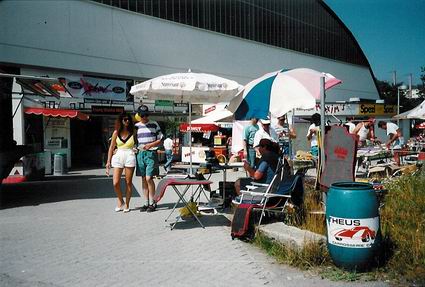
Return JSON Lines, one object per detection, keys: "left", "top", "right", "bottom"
{"left": 325, "top": 0, "right": 425, "bottom": 86}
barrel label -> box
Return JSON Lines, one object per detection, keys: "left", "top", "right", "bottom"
{"left": 327, "top": 216, "right": 379, "bottom": 248}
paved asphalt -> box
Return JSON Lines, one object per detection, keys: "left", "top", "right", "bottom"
{"left": 0, "top": 167, "right": 387, "bottom": 287}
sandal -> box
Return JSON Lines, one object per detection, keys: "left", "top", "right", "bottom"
{"left": 147, "top": 203, "right": 157, "bottom": 213}
{"left": 140, "top": 205, "right": 149, "bottom": 212}
{"left": 115, "top": 206, "right": 123, "bottom": 212}
{"left": 123, "top": 207, "right": 130, "bottom": 213}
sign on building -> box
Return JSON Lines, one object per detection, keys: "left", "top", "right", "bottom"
{"left": 64, "top": 76, "right": 127, "bottom": 102}
{"left": 155, "top": 100, "right": 174, "bottom": 107}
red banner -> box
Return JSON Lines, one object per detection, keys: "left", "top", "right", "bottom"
{"left": 179, "top": 123, "right": 219, "bottom": 133}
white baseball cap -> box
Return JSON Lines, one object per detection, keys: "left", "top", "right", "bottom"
{"left": 260, "top": 118, "right": 271, "bottom": 125}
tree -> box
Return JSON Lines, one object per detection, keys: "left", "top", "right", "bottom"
{"left": 376, "top": 66, "right": 425, "bottom": 113}
{"left": 376, "top": 80, "right": 398, "bottom": 105}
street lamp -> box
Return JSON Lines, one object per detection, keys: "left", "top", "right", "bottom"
{"left": 397, "top": 85, "right": 407, "bottom": 126}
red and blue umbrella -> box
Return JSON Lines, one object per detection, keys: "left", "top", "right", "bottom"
{"left": 228, "top": 68, "right": 342, "bottom": 120}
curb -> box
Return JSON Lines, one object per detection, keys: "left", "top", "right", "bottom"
{"left": 259, "top": 222, "right": 326, "bottom": 249}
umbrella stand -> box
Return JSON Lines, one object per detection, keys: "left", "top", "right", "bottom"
{"left": 319, "top": 76, "right": 326, "bottom": 193}
{"left": 189, "top": 102, "right": 193, "bottom": 175}
{"left": 320, "top": 76, "right": 326, "bottom": 169}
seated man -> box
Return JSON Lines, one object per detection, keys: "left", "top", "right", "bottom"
{"left": 235, "top": 138, "right": 279, "bottom": 195}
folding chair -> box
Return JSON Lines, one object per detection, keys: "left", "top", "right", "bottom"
{"left": 232, "top": 157, "right": 304, "bottom": 227}
{"left": 232, "top": 163, "right": 283, "bottom": 206}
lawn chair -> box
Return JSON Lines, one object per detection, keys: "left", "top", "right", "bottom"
{"left": 231, "top": 158, "right": 305, "bottom": 239}
{"left": 242, "top": 172, "right": 304, "bottom": 227}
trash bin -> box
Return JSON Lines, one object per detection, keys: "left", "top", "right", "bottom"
{"left": 53, "top": 153, "right": 67, "bottom": 176}
{"left": 326, "top": 182, "right": 381, "bottom": 270}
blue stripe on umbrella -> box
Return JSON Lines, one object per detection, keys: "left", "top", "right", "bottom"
{"left": 234, "top": 74, "right": 277, "bottom": 120}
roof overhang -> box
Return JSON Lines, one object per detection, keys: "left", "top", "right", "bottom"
{"left": 24, "top": 107, "right": 89, "bottom": 121}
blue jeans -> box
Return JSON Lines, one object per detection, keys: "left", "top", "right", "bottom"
{"left": 164, "top": 150, "right": 173, "bottom": 171}
{"left": 280, "top": 141, "right": 290, "bottom": 156}
{"left": 310, "top": 146, "right": 319, "bottom": 157}
{"left": 247, "top": 147, "right": 256, "bottom": 168}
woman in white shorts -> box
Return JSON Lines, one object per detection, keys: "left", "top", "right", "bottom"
{"left": 106, "top": 112, "right": 136, "bottom": 213}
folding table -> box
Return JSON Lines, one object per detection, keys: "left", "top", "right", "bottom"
{"left": 161, "top": 178, "right": 213, "bottom": 230}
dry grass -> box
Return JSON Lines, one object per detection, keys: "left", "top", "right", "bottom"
{"left": 254, "top": 231, "right": 331, "bottom": 269}
{"left": 380, "top": 172, "right": 425, "bottom": 284}
{"left": 254, "top": 171, "right": 425, "bottom": 284}
{"left": 300, "top": 187, "right": 326, "bottom": 235}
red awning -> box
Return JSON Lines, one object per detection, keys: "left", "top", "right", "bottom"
{"left": 179, "top": 123, "right": 219, "bottom": 133}
{"left": 24, "top": 107, "right": 89, "bottom": 121}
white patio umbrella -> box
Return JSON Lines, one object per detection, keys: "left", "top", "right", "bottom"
{"left": 130, "top": 71, "right": 242, "bottom": 174}
{"left": 393, "top": 99, "right": 425, "bottom": 120}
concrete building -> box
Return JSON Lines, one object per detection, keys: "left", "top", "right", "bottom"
{"left": 0, "top": 0, "right": 392, "bottom": 179}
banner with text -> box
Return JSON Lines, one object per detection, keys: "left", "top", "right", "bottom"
{"left": 64, "top": 76, "right": 127, "bottom": 101}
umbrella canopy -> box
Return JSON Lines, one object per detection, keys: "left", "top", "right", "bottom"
{"left": 227, "top": 68, "right": 342, "bottom": 120}
{"left": 130, "top": 71, "right": 242, "bottom": 104}
{"left": 130, "top": 71, "right": 241, "bottom": 174}
{"left": 191, "top": 108, "right": 233, "bottom": 124}
{"left": 393, "top": 100, "right": 425, "bottom": 120}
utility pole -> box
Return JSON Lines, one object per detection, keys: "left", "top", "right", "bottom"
{"left": 392, "top": 71, "right": 397, "bottom": 86}
{"left": 408, "top": 73, "right": 412, "bottom": 98}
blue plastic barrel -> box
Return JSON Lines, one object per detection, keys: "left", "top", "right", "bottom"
{"left": 326, "top": 182, "right": 381, "bottom": 270}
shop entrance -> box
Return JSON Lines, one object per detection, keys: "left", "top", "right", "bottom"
{"left": 71, "top": 117, "right": 104, "bottom": 168}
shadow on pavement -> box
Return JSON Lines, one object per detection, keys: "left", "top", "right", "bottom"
{"left": 170, "top": 214, "right": 231, "bottom": 230}
{"left": 0, "top": 176, "right": 140, "bottom": 210}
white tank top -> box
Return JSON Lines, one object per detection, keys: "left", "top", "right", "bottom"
{"left": 358, "top": 125, "right": 369, "bottom": 141}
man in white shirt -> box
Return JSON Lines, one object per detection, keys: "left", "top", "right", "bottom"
{"left": 253, "top": 118, "right": 278, "bottom": 157}
{"left": 306, "top": 113, "right": 321, "bottom": 157}
{"left": 344, "top": 116, "right": 356, "bottom": 134}
{"left": 378, "top": 121, "right": 404, "bottom": 149}
{"left": 163, "top": 136, "right": 173, "bottom": 172}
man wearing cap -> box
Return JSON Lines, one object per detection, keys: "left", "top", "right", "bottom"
{"left": 235, "top": 138, "right": 279, "bottom": 195}
{"left": 135, "top": 105, "right": 163, "bottom": 212}
{"left": 243, "top": 118, "right": 259, "bottom": 168}
{"left": 253, "top": 118, "right": 278, "bottom": 158}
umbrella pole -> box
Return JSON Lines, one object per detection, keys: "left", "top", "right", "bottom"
{"left": 320, "top": 76, "right": 326, "bottom": 182}
{"left": 189, "top": 102, "right": 193, "bottom": 175}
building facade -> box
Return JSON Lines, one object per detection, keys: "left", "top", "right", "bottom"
{"left": 0, "top": 0, "right": 391, "bottom": 176}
